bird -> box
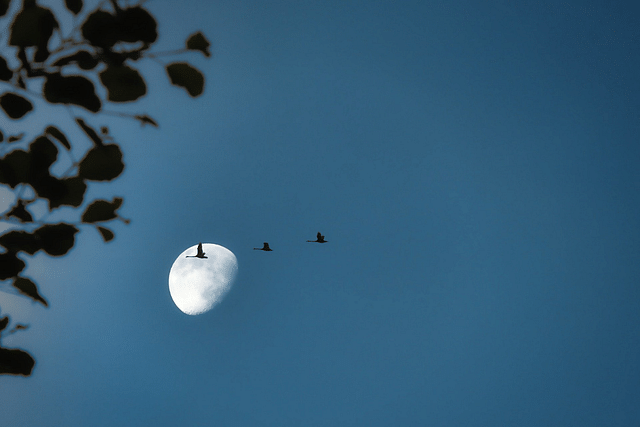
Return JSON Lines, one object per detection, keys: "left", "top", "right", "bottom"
{"left": 307, "top": 232, "right": 327, "bottom": 243}
{"left": 253, "top": 242, "right": 273, "bottom": 251}
{"left": 186, "top": 242, "right": 208, "bottom": 258}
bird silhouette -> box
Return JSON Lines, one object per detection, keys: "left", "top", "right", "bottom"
{"left": 186, "top": 242, "right": 208, "bottom": 258}
{"left": 253, "top": 242, "right": 273, "bottom": 251}
{"left": 307, "top": 232, "right": 327, "bottom": 243}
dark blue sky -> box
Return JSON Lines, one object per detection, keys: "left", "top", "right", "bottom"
{"left": 2, "top": 0, "right": 639, "bottom": 425}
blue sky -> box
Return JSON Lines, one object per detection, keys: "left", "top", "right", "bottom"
{"left": 2, "top": 0, "right": 640, "bottom": 425}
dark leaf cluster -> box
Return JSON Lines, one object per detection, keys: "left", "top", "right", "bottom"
{"left": 0, "top": 0, "right": 210, "bottom": 376}
{"left": 0, "top": 314, "right": 35, "bottom": 376}
{"left": 1, "top": 0, "right": 209, "bottom": 121}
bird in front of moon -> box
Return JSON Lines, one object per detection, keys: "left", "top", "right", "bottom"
{"left": 168, "top": 243, "right": 238, "bottom": 315}
{"left": 306, "top": 232, "right": 327, "bottom": 243}
{"left": 186, "top": 242, "right": 207, "bottom": 258}
{"left": 253, "top": 242, "right": 272, "bottom": 251}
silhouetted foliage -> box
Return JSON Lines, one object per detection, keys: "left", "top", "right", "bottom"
{"left": 166, "top": 63, "right": 205, "bottom": 97}
{"left": 0, "top": 92, "right": 32, "bottom": 118}
{"left": 1, "top": 0, "right": 210, "bottom": 376}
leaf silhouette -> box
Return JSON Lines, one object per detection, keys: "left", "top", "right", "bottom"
{"left": 0, "top": 252, "right": 26, "bottom": 280}
{"left": 33, "top": 223, "right": 78, "bottom": 256}
{"left": 79, "top": 144, "right": 124, "bottom": 181}
{"left": 134, "top": 115, "right": 158, "bottom": 127}
{"left": 28, "top": 136, "right": 58, "bottom": 172}
{"left": 97, "top": 226, "right": 114, "bottom": 242}
{"left": 0, "top": 92, "right": 33, "bottom": 119}
{"left": 44, "top": 74, "right": 101, "bottom": 112}
{"left": 100, "top": 65, "right": 147, "bottom": 102}
{"left": 0, "top": 347, "right": 35, "bottom": 376}
{"left": 81, "top": 10, "right": 119, "bottom": 48}
{"left": 0, "top": 56, "right": 12, "bottom": 81}
{"left": 166, "top": 62, "right": 204, "bottom": 97}
{"left": 50, "top": 177, "right": 87, "bottom": 209}
{"left": 9, "top": 2, "right": 58, "bottom": 48}
{"left": 32, "top": 176, "right": 87, "bottom": 209}
{"left": 116, "top": 7, "right": 157, "bottom": 44}
{"left": 82, "top": 6, "right": 157, "bottom": 48}
{"left": 64, "top": 0, "right": 82, "bottom": 15}
{"left": 7, "top": 133, "right": 24, "bottom": 143}
{"left": 0, "top": 149, "right": 30, "bottom": 188}
{"left": 0, "top": 230, "right": 41, "bottom": 254}
{"left": 34, "top": 44, "right": 50, "bottom": 63}
{"left": 0, "top": 0, "right": 10, "bottom": 17}
{"left": 186, "top": 32, "right": 211, "bottom": 57}
{"left": 12, "top": 277, "right": 47, "bottom": 306}
{"left": 82, "top": 198, "right": 123, "bottom": 223}
{"left": 6, "top": 200, "right": 33, "bottom": 222}
{"left": 45, "top": 126, "right": 71, "bottom": 150}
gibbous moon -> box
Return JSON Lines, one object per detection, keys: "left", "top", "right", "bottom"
{"left": 168, "top": 243, "right": 238, "bottom": 315}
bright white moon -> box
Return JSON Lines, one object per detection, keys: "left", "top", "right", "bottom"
{"left": 168, "top": 243, "right": 238, "bottom": 315}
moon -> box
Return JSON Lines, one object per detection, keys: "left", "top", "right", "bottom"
{"left": 168, "top": 243, "right": 238, "bottom": 315}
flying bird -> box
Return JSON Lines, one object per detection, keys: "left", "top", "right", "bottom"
{"left": 254, "top": 242, "right": 273, "bottom": 251}
{"left": 307, "top": 232, "right": 327, "bottom": 243}
{"left": 186, "top": 242, "right": 208, "bottom": 258}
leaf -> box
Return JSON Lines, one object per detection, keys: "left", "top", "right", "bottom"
{"left": 6, "top": 200, "right": 33, "bottom": 223}
{"left": 0, "top": 93, "right": 33, "bottom": 119}
{"left": 34, "top": 44, "right": 50, "bottom": 63}
{"left": 0, "top": 0, "right": 10, "bottom": 17}
{"left": 45, "top": 126, "right": 71, "bottom": 150}
{"left": 44, "top": 74, "right": 101, "bottom": 112}
{"left": 51, "top": 177, "right": 86, "bottom": 209}
{"left": 0, "top": 347, "right": 35, "bottom": 376}
{"left": 0, "top": 230, "right": 40, "bottom": 254}
{"left": 134, "top": 115, "right": 158, "bottom": 127}
{"left": 82, "top": 7, "right": 157, "bottom": 48}
{"left": 100, "top": 65, "right": 146, "bottom": 102}
{"left": 186, "top": 32, "right": 211, "bottom": 57}
{"left": 12, "top": 277, "right": 47, "bottom": 306}
{"left": 0, "top": 56, "right": 12, "bottom": 81}
{"left": 166, "top": 62, "right": 205, "bottom": 97}
{"left": 97, "top": 226, "right": 114, "bottom": 242}
{"left": 9, "top": 3, "right": 58, "bottom": 48}
{"left": 52, "top": 50, "right": 98, "bottom": 70}
{"left": 0, "top": 149, "right": 30, "bottom": 188}
{"left": 82, "top": 10, "right": 118, "bottom": 48}
{"left": 78, "top": 144, "right": 124, "bottom": 181}
{"left": 31, "top": 176, "right": 87, "bottom": 209}
{"left": 0, "top": 316, "right": 8, "bottom": 331}
{"left": 8, "top": 133, "right": 24, "bottom": 143}
{"left": 64, "top": 0, "right": 82, "bottom": 15}
{"left": 33, "top": 223, "right": 78, "bottom": 256}
{"left": 82, "top": 198, "right": 123, "bottom": 223}
{"left": 116, "top": 7, "right": 157, "bottom": 44}
{"left": 0, "top": 252, "right": 26, "bottom": 280}
{"left": 28, "top": 136, "right": 58, "bottom": 172}
{"left": 75, "top": 118, "right": 102, "bottom": 146}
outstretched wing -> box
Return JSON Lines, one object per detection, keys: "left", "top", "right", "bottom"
{"left": 263, "top": 242, "right": 270, "bottom": 250}
{"left": 317, "top": 232, "right": 324, "bottom": 240}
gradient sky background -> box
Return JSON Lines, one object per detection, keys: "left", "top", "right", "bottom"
{"left": 2, "top": 0, "right": 640, "bottom": 425}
